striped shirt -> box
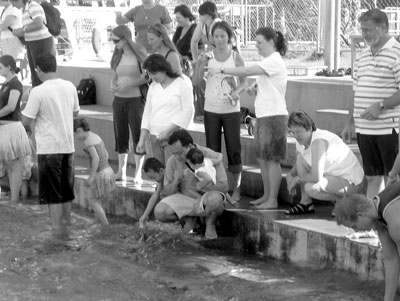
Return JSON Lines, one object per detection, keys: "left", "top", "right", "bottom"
{"left": 22, "top": 1, "right": 51, "bottom": 42}
{"left": 353, "top": 37, "right": 400, "bottom": 135}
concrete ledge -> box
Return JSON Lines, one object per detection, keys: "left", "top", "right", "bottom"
{"left": 73, "top": 166, "right": 153, "bottom": 220}
{"left": 315, "top": 109, "right": 349, "bottom": 136}
{"left": 221, "top": 209, "right": 384, "bottom": 281}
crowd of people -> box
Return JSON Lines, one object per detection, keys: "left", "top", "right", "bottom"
{"left": 2, "top": 1, "right": 400, "bottom": 299}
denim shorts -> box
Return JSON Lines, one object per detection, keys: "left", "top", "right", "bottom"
{"left": 38, "top": 153, "right": 75, "bottom": 205}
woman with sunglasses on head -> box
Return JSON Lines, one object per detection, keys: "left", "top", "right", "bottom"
{"left": 203, "top": 21, "right": 247, "bottom": 203}
{"left": 147, "top": 23, "right": 182, "bottom": 75}
{"left": 115, "top": 0, "right": 172, "bottom": 53}
{"left": 10, "top": 0, "right": 54, "bottom": 87}
{"left": 136, "top": 54, "right": 193, "bottom": 165}
{"left": 110, "top": 25, "right": 148, "bottom": 184}
{"left": 0, "top": 55, "right": 31, "bottom": 202}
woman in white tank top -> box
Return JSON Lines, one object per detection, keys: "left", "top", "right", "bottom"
{"left": 203, "top": 21, "right": 247, "bottom": 202}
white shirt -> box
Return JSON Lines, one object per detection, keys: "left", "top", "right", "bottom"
{"left": 255, "top": 52, "right": 288, "bottom": 118}
{"left": 296, "top": 129, "right": 364, "bottom": 185}
{"left": 1, "top": 5, "right": 22, "bottom": 39}
{"left": 141, "top": 75, "right": 194, "bottom": 135}
{"left": 195, "top": 158, "right": 216, "bottom": 184}
{"left": 22, "top": 78, "right": 80, "bottom": 154}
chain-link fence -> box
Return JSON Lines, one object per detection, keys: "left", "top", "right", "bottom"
{"left": 56, "top": 0, "right": 400, "bottom": 61}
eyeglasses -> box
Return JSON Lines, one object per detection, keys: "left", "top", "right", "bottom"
{"left": 112, "top": 38, "right": 121, "bottom": 44}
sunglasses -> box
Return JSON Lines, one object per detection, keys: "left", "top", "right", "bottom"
{"left": 112, "top": 38, "right": 121, "bottom": 44}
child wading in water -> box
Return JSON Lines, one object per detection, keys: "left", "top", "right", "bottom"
{"left": 74, "top": 118, "right": 116, "bottom": 225}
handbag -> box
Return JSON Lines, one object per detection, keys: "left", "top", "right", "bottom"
{"left": 138, "top": 63, "right": 150, "bottom": 102}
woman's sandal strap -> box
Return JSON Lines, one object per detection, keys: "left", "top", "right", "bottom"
{"left": 285, "top": 203, "right": 315, "bottom": 215}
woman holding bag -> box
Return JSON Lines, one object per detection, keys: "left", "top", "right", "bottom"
{"left": 110, "top": 25, "right": 148, "bottom": 184}
{"left": 136, "top": 54, "right": 194, "bottom": 165}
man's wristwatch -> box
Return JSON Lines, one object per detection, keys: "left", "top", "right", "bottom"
{"left": 379, "top": 101, "right": 385, "bottom": 110}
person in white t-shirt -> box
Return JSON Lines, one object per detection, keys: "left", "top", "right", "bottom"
{"left": 208, "top": 27, "right": 288, "bottom": 210}
{"left": 0, "top": 0, "right": 24, "bottom": 60}
{"left": 136, "top": 53, "right": 194, "bottom": 164}
{"left": 21, "top": 53, "right": 80, "bottom": 240}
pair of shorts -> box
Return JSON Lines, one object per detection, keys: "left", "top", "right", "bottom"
{"left": 357, "top": 130, "right": 398, "bottom": 176}
{"left": 306, "top": 175, "right": 361, "bottom": 196}
{"left": 254, "top": 115, "right": 288, "bottom": 161}
{"left": 159, "top": 191, "right": 226, "bottom": 219}
{"left": 38, "top": 153, "right": 74, "bottom": 205}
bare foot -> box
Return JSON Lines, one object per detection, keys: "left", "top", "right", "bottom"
{"left": 231, "top": 189, "right": 241, "bottom": 203}
{"left": 115, "top": 172, "right": 126, "bottom": 182}
{"left": 249, "top": 196, "right": 268, "bottom": 206}
{"left": 134, "top": 177, "right": 143, "bottom": 186}
{"left": 253, "top": 200, "right": 278, "bottom": 210}
{"left": 182, "top": 217, "right": 197, "bottom": 233}
{"left": 205, "top": 223, "right": 217, "bottom": 239}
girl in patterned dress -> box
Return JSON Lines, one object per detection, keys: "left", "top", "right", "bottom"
{"left": 74, "top": 118, "right": 116, "bottom": 225}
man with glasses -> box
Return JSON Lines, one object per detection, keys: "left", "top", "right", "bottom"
{"left": 342, "top": 9, "right": 400, "bottom": 198}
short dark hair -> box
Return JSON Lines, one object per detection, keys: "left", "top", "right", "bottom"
{"left": 174, "top": 4, "right": 195, "bottom": 21}
{"left": 143, "top": 157, "right": 165, "bottom": 173}
{"left": 73, "top": 117, "right": 90, "bottom": 132}
{"left": 36, "top": 53, "right": 57, "bottom": 73}
{"left": 358, "top": 8, "right": 389, "bottom": 30}
{"left": 186, "top": 148, "right": 204, "bottom": 165}
{"left": 288, "top": 110, "right": 316, "bottom": 132}
{"left": 168, "top": 129, "right": 193, "bottom": 147}
{"left": 143, "top": 53, "right": 179, "bottom": 79}
{"left": 198, "top": 1, "right": 218, "bottom": 19}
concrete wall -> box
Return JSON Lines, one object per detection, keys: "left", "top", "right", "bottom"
{"left": 57, "top": 62, "right": 353, "bottom": 122}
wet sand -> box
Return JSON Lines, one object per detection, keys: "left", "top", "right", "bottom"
{"left": 0, "top": 197, "right": 388, "bottom": 301}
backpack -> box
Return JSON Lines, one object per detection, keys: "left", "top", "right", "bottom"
{"left": 77, "top": 77, "right": 96, "bottom": 105}
{"left": 40, "top": 2, "right": 61, "bottom": 37}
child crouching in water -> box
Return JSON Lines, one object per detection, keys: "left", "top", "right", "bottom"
{"left": 74, "top": 117, "right": 116, "bottom": 225}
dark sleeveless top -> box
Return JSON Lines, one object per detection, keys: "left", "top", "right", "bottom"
{"left": 376, "top": 182, "right": 400, "bottom": 225}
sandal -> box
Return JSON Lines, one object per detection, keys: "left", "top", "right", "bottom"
{"left": 285, "top": 203, "right": 315, "bottom": 215}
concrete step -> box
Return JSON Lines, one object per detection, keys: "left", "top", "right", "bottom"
{"left": 315, "top": 109, "right": 349, "bottom": 136}
{"left": 78, "top": 105, "right": 297, "bottom": 168}
{"left": 220, "top": 207, "right": 383, "bottom": 281}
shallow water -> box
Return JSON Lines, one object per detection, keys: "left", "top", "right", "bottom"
{"left": 0, "top": 195, "right": 388, "bottom": 301}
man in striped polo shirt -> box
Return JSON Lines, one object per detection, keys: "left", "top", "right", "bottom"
{"left": 342, "top": 9, "right": 400, "bottom": 198}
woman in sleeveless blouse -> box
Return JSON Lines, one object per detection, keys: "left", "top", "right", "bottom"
{"left": 0, "top": 55, "right": 30, "bottom": 202}
{"left": 173, "top": 4, "right": 203, "bottom": 61}
{"left": 203, "top": 21, "right": 247, "bottom": 203}
{"left": 110, "top": 25, "right": 148, "bottom": 184}
{"left": 147, "top": 23, "right": 182, "bottom": 75}
{"left": 190, "top": 1, "right": 220, "bottom": 122}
